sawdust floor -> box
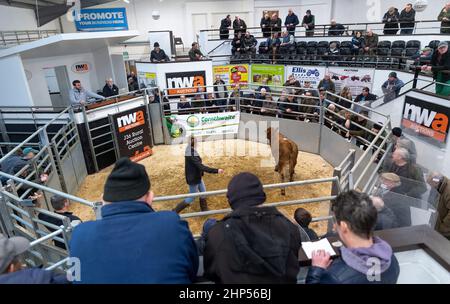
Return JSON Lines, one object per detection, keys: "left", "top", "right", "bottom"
{"left": 71, "top": 139, "right": 333, "bottom": 236}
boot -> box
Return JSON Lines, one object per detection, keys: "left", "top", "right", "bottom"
{"left": 199, "top": 198, "right": 209, "bottom": 212}
{"left": 173, "top": 201, "right": 190, "bottom": 214}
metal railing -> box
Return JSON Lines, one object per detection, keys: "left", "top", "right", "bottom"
{"left": 0, "top": 30, "right": 59, "bottom": 48}
{"left": 201, "top": 19, "right": 449, "bottom": 40}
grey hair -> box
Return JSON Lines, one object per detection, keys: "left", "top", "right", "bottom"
{"left": 395, "top": 147, "right": 409, "bottom": 161}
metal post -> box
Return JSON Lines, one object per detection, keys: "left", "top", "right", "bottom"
{"left": 328, "top": 168, "right": 342, "bottom": 232}
{"left": 143, "top": 89, "right": 155, "bottom": 147}
{"left": 0, "top": 189, "right": 14, "bottom": 237}
{"left": 0, "top": 110, "right": 10, "bottom": 143}
{"left": 38, "top": 129, "right": 59, "bottom": 210}
{"left": 318, "top": 96, "right": 325, "bottom": 154}
{"left": 82, "top": 107, "right": 99, "bottom": 172}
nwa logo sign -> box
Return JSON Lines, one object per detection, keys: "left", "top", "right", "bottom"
{"left": 166, "top": 71, "right": 206, "bottom": 95}
{"left": 110, "top": 106, "right": 153, "bottom": 162}
{"left": 401, "top": 96, "right": 449, "bottom": 146}
{"left": 71, "top": 62, "right": 90, "bottom": 73}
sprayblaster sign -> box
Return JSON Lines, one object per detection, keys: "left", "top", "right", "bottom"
{"left": 401, "top": 96, "right": 449, "bottom": 147}
{"left": 110, "top": 105, "right": 153, "bottom": 162}
{"left": 75, "top": 8, "right": 128, "bottom": 32}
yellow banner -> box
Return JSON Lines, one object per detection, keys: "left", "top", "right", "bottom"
{"left": 213, "top": 64, "right": 249, "bottom": 89}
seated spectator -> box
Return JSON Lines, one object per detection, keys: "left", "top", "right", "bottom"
{"left": 391, "top": 127, "right": 417, "bottom": 164}
{"left": 351, "top": 31, "right": 365, "bottom": 57}
{"left": 283, "top": 74, "right": 301, "bottom": 93}
{"left": 367, "top": 123, "right": 387, "bottom": 162}
{"left": 371, "top": 196, "right": 397, "bottom": 230}
{"left": 150, "top": 42, "right": 170, "bottom": 63}
{"left": 373, "top": 172, "right": 410, "bottom": 228}
{"left": 306, "top": 191, "right": 400, "bottom": 284}
{"left": 192, "top": 87, "right": 206, "bottom": 111}
{"left": 381, "top": 72, "right": 404, "bottom": 102}
{"left": 337, "top": 86, "right": 353, "bottom": 109}
{"left": 213, "top": 75, "right": 228, "bottom": 102}
{"left": 231, "top": 32, "right": 243, "bottom": 55}
{"left": 260, "top": 94, "right": 279, "bottom": 117}
{"left": 22, "top": 147, "right": 38, "bottom": 161}
{"left": 0, "top": 234, "right": 68, "bottom": 284}
{"left": 382, "top": 148, "right": 426, "bottom": 198}
{"left": 70, "top": 158, "right": 198, "bottom": 283}
{"left": 260, "top": 13, "right": 271, "bottom": 38}
{"left": 102, "top": 78, "right": 119, "bottom": 97}
{"left": 177, "top": 95, "right": 192, "bottom": 114}
{"left": 294, "top": 207, "right": 319, "bottom": 240}
{"left": 300, "top": 81, "right": 318, "bottom": 98}
{"left": 325, "top": 42, "right": 340, "bottom": 64}
{"left": 299, "top": 92, "right": 319, "bottom": 122}
{"left": 382, "top": 7, "right": 400, "bottom": 35}
{"left": 421, "top": 41, "right": 450, "bottom": 97}
{"left": 266, "top": 33, "right": 281, "bottom": 62}
{"left": 242, "top": 31, "right": 257, "bottom": 55}
{"left": 279, "top": 30, "right": 295, "bottom": 54}
{"left": 328, "top": 19, "right": 345, "bottom": 36}
{"left": 189, "top": 42, "right": 205, "bottom": 61}
{"left": 205, "top": 93, "right": 219, "bottom": 112}
{"left": 345, "top": 111, "right": 373, "bottom": 147}
{"left": 353, "top": 87, "right": 376, "bottom": 113}
{"left": 204, "top": 172, "right": 301, "bottom": 283}
{"left": 256, "top": 79, "right": 271, "bottom": 96}
{"left": 269, "top": 13, "right": 282, "bottom": 36}
{"left": 227, "top": 83, "right": 242, "bottom": 111}
{"left": 361, "top": 29, "right": 378, "bottom": 55}
{"left": 324, "top": 103, "right": 341, "bottom": 130}
{"left": 411, "top": 47, "right": 434, "bottom": 65}
{"left": 427, "top": 172, "right": 450, "bottom": 240}
{"left": 128, "top": 77, "right": 139, "bottom": 92}
{"left": 38, "top": 195, "right": 82, "bottom": 250}
{"left": 318, "top": 74, "right": 336, "bottom": 94}
{"left": 279, "top": 90, "right": 299, "bottom": 119}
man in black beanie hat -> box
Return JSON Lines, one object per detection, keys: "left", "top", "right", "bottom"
{"left": 70, "top": 157, "right": 198, "bottom": 284}
{"left": 150, "top": 41, "right": 170, "bottom": 62}
{"left": 203, "top": 172, "right": 301, "bottom": 284}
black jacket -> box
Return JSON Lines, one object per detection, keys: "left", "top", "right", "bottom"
{"left": 102, "top": 84, "right": 119, "bottom": 97}
{"left": 302, "top": 15, "right": 315, "bottom": 29}
{"left": 285, "top": 14, "right": 300, "bottom": 31}
{"left": 269, "top": 18, "right": 282, "bottom": 33}
{"left": 431, "top": 50, "right": 450, "bottom": 83}
{"left": 399, "top": 8, "right": 416, "bottom": 29}
{"left": 204, "top": 206, "right": 301, "bottom": 284}
{"left": 150, "top": 49, "right": 170, "bottom": 62}
{"left": 220, "top": 18, "right": 231, "bottom": 33}
{"left": 260, "top": 17, "right": 271, "bottom": 36}
{"left": 233, "top": 19, "right": 247, "bottom": 33}
{"left": 382, "top": 10, "right": 400, "bottom": 30}
{"left": 185, "top": 147, "right": 218, "bottom": 185}
{"left": 328, "top": 23, "right": 345, "bottom": 36}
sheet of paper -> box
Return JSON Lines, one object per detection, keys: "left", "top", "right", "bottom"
{"left": 301, "top": 238, "right": 337, "bottom": 259}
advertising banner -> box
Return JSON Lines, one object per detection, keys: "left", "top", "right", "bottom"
{"left": 75, "top": 8, "right": 128, "bottom": 32}
{"left": 165, "top": 111, "right": 240, "bottom": 138}
{"left": 110, "top": 105, "right": 153, "bottom": 162}
{"left": 165, "top": 71, "right": 206, "bottom": 95}
{"left": 285, "top": 65, "right": 326, "bottom": 88}
{"left": 401, "top": 96, "right": 449, "bottom": 148}
{"left": 250, "top": 64, "right": 285, "bottom": 87}
{"left": 138, "top": 72, "right": 157, "bottom": 89}
{"left": 213, "top": 64, "right": 249, "bottom": 89}
{"left": 326, "top": 67, "right": 374, "bottom": 96}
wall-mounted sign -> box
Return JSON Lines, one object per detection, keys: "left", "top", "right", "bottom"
{"left": 75, "top": 8, "right": 128, "bottom": 32}
{"left": 110, "top": 105, "right": 153, "bottom": 162}
{"left": 165, "top": 71, "right": 206, "bottom": 95}
{"left": 213, "top": 64, "right": 249, "bottom": 89}
{"left": 327, "top": 67, "right": 374, "bottom": 96}
{"left": 285, "top": 65, "right": 326, "bottom": 88}
{"left": 401, "top": 95, "right": 449, "bottom": 148}
{"left": 71, "top": 62, "right": 90, "bottom": 74}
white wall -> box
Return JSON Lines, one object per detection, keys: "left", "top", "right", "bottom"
{"left": 0, "top": 55, "right": 34, "bottom": 107}
{"left": 0, "top": 6, "right": 59, "bottom": 31}
{"left": 23, "top": 53, "right": 100, "bottom": 107}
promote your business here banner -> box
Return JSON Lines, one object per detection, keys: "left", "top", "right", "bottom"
{"left": 165, "top": 112, "right": 240, "bottom": 138}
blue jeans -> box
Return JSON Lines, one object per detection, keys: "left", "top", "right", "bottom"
{"left": 184, "top": 180, "right": 206, "bottom": 204}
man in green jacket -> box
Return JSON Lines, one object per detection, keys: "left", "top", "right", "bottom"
{"left": 438, "top": 3, "right": 450, "bottom": 34}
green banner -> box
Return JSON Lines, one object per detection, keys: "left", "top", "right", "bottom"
{"left": 250, "top": 64, "right": 285, "bottom": 87}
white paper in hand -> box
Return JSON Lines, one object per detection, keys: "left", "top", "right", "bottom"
{"left": 301, "top": 238, "right": 337, "bottom": 259}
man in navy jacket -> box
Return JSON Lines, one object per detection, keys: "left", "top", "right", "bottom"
{"left": 69, "top": 157, "right": 199, "bottom": 284}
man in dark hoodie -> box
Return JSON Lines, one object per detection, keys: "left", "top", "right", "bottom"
{"left": 399, "top": 3, "right": 416, "bottom": 34}
{"left": 173, "top": 136, "right": 224, "bottom": 213}
{"left": 203, "top": 172, "right": 302, "bottom": 284}
{"left": 0, "top": 234, "right": 68, "bottom": 284}
{"left": 306, "top": 190, "right": 400, "bottom": 284}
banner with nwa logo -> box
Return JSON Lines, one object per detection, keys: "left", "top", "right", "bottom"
{"left": 110, "top": 105, "right": 153, "bottom": 162}
{"left": 165, "top": 71, "right": 206, "bottom": 96}
{"left": 401, "top": 95, "right": 450, "bottom": 148}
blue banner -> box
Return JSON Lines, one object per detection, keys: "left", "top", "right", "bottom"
{"left": 75, "top": 8, "right": 128, "bottom": 32}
